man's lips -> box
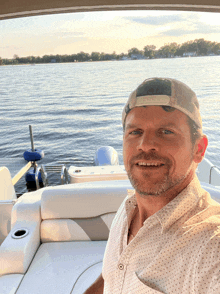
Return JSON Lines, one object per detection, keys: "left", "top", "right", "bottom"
{"left": 129, "top": 152, "right": 170, "bottom": 169}
{"left": 135, "top": 161, "right": 165, "bottom": 167}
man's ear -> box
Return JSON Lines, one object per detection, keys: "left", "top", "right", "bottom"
{"left": 194, "top": 135, "right": 208, "bottom": 163}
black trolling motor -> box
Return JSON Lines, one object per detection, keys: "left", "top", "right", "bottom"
{"left": 24, "top": 125, "right": 46, "bottom": 192}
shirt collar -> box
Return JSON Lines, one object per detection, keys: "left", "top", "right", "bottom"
{"left": 155, "top": 175, "right": 204, "bottom": 232}
{"left": 125, "top": 190, "right": 137, "bottom": 221}
{"left": 125, "top": 175, "right": 204, "bottom": 233}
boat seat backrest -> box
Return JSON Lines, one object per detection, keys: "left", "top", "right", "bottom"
{"left": 0, "top": 200, "right": 16, "bottom": 245}
{"left": 0, "top": 167, "right": 16, "bottom": 201}
{"left": 0, "top": 181, "right": 131, "bottom": 276}
{"left": 41, "top": 213, "right": 116, "bottom": 242}
{"left": 40, "top": 181, "right": 131, "bottom": 242}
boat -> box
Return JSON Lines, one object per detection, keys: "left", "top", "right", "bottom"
{"left": 1, "top": 1, "right": 220, "bottom": 293}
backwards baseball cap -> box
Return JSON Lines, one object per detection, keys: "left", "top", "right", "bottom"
{"left": 122, "top": 78, "right": 202, "bottom": 129}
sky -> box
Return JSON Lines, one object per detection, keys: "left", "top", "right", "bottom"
{"left": 1, "top": 10, "right": 220, "bottom": 59}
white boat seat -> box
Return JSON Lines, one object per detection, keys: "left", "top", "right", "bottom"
{"left": 1, "top": 179, "right": 219, "bottom": 294}
{"left": 0, "top": 188, "right": 42, "bottom": 277}
{"left": 41, "top": 213, "right": 115, "bottom": 242}
{"left": 41, "top": 181, "right": 129, "bottom": 219}
{"left": 0, "top": 274, "right": 24, "bottom": 294}
{"left": 0, "top": 200, "right": 16, "bottom": 245}
{"left": 0, "top": 167, "right": 17, "bottom": 245}
{"left": 0, "top": 180, "right": 131, "bottom": 290}
{"left": 15, "top": 241, "right": 106, "bottom": 294}
{"left": 40, "top": 181, "right": 130, "bottom": 242}
{"left": 0, "top": 167, "right": 16, "bottom": 201}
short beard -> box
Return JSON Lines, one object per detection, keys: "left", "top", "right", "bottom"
{"left": 127, "top": 170, "right": 187, "bottom": 197}
{"left": 126, "top": 151, "right": 194, "bottom": 197}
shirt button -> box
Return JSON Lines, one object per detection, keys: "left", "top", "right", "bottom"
{"left": 118, "top": 263, "right": 124, "bottom": 270}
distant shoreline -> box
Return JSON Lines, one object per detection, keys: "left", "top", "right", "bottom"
{"left": 1, "top": 38, "right": 220, "bottom": 66}
{"left": 1, "top": 54, "right": 220, "bottom": 67}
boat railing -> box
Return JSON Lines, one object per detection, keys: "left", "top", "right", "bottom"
{"left": 35, "top": 164, "right": 69, "bottom": 189}
{"left": 35, "top": 165, "right": 48, "bottom": 189}
{"left": 197, "top": 158, "right": 220, "bottom": 186}
{"left": 43, "top": 164, "right": 69, "bottom": 186}
{"left": 61, "top": 165, "right": 69, "bottom": 185}
{"left": 11, "top": 162, "right": 69, "bottom": 192}
{"left": 209, "top": 165, "right": 220, "bottom": 185}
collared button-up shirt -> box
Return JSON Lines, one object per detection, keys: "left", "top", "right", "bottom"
{"left": 102, "top": 176, "right": 220, "bottom": 294}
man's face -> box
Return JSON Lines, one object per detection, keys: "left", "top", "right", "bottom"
{"left": 123, "top": 106, "right": 198, "bottom": 197}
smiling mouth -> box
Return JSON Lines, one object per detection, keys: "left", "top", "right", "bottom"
{"left": 136, "top": 162, "right": 165, "bottom": 167}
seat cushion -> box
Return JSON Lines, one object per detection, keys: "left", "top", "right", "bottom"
{"left": 0, "top": 274, "right": 24, "bottom": 294}
{"left": 41, "top": 180, "right": 131, "bottom": 220}
{"left": 15, "top": 241, "right": 106, "bottom": 294}
{"left": 41, "top": 212, "right": 115, "bottom": 242}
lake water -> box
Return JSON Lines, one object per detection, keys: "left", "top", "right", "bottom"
{"left": 1, "top": 56, "right": 220, "bottom": 193}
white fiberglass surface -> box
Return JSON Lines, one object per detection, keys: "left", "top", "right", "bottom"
{"left": 16, "top": 241, "right": 106, "bottom": 294}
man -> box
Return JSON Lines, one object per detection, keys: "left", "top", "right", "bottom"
{"left": 84, "top": 78, "right": 220, "bottom": 294}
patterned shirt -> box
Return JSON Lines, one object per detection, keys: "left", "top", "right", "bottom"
{"left": 102, "top": 176, "right": 220, "bottom": 294}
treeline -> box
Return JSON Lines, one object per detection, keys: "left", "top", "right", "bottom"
{"left": 1, "top": 38, "right": 220, "bottom": 65}
{"left": 142, "top": 39, "right": 220, "bottom": 58}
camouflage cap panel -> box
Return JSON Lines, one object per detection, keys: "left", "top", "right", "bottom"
{"left": 136, "top": 79, "right": 172, "bottom": 97}
{"left": 122, "top": 78, "right": 202, "bottom": 129}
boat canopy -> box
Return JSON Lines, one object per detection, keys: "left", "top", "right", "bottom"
{"left": 1, "top": 0, "right": 220, "bottom": 20}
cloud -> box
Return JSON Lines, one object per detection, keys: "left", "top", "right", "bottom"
{"left": 0, "top": 45, "right": 20, "bottom": 50}
{"left": 158, "top": 23, "right": 220, "bottom": 37}
{"left": 193, "top": 23, "right": 220, "bottom": 34}
{"left": 126, "top": 14, "right": 191, "bottom": 26}
{"left": 55, "top": 31, "right": 85, "bottom": 39}
{"left": 125, "top": 13, "right": 220, "bottom": 39}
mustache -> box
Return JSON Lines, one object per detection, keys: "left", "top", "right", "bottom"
{"left": 130, "top": 151, "right": 171, "bottom": 165}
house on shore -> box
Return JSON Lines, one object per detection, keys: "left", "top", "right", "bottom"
{"left": 183, "top": 52, "right": 197, "bottom": 57}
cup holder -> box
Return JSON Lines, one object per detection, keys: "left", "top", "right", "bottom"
{"left": 12, "top": 228, "right": 29, "bottom": 239}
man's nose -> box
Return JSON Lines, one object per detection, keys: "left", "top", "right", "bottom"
{"left": 137, "top": 131, "right": 159, "bottom": 153}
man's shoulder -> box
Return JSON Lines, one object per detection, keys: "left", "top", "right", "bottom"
{"left": 190, "top": 181, "right": 220, "bottom": 224}
{"left": 182, "top": 185, "right": 220, "bottom": 230}
{"left": 167, "top": 182, "right": 220, "bottom": 252}
{"left": 200, "top": 181, "right": 220, "bottom": 205}
{"left": 176, "top": 187, "right": 220, "bottom": 252}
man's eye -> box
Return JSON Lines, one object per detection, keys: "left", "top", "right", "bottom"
{"left": 129, "top": 130, "right": 142, "bottom": 135}
{"left": 162, "top": 129, "right": 174, "bottom": 135}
